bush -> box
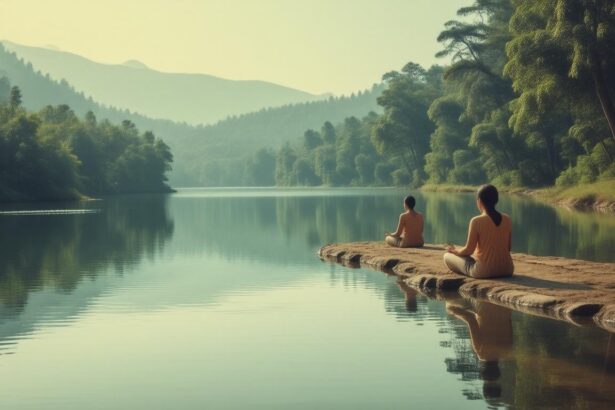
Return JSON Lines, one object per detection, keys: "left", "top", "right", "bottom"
{"left": 391, "top": 168, "right": 411, "bottom": 186}
{"left": 555, "top": 167, "right": 578, "bottom": 187}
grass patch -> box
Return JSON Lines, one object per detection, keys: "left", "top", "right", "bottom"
{"left": 420, "top": 183, "right": 478, "bottom": 193}
{"left": 534, "top": 179, "right": 615, "bottom": 204}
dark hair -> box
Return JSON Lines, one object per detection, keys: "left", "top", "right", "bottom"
{"left": 480, "top": 360, "right": 501, "bottom": 382}
{"left": 477, "top": 184, "right": 502, "bottom": 226}
{"left": 482, "top": 382, "right": 502, "bottom": 399}
{"left": 405, "top": 297, "right": 418, "bottom": 313}
{"left": 404, "top": 195, "right": 416, "bottom": 210}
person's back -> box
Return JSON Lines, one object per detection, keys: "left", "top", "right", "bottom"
{"left": 443, "top": 184, "right": 514, "bottom": 279}
{"left": 385, "top": 195, "right": 424, "bottom": 248}
{"left": 400, "top": 211, "right": 424, "bottom": 248}
{"left": 470, "top": 213, "right": 513, "bottom": 278}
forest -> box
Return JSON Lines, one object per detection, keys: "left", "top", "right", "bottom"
{"left": 0, "top": 81, "right": 173, "bottom": 201}
{"left": 271, "top": 0, "right": 615, "bottom": 189}
{"left": 2, "top": 0, "right": 614, "bottom": 191}
{"left": 0, "top": 42, "right": 382, "bottom": 187}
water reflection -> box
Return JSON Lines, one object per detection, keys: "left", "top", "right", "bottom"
{"left": 171, "top": 189, "right": 615, "bottom": 263}
{"left": 0, "top": 188, "right": 614, "bottom": 409}
{"left": 401, "top": 286, "right": 615, "bottom": 408}
{"left": 0, "top": 195, "right": 173, "bottom": 350}
{"left": 446, "top": 299, "right": 513, "bottom": 406}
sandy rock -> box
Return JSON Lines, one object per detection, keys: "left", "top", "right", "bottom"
{"left": 319, "top": 241, "right": 615, "bottom": 331}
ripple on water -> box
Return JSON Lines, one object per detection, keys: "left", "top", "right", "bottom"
{"left": 0, "top": 209, "right": 100, "bottom": 216}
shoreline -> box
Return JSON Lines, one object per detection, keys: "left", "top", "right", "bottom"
{"left": 0, "top": 187, "right": 177, "bottom": 205}
{"left": 421, "top": 180, "right": 615, "bottom": 213}
{"left": 319, "top": 242, "right": 615, "bottom": 333}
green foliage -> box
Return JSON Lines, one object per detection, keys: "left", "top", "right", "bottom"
{"left": 0, "top": 86, "right": 173, "bottom": 201}
{"left": 273, "top": 0, "right": 615, "bottom": 190}
{"left": 372, "top": 62, "right": 440, "bottom": 186}
{"left": 0, "top": 44, "right": 384, "bottom": 187}
{"left": 4, "top": 0, "right": 615, "bottom": 191}
{"left": 272, "top": 111, "right": 405, "bottom": 187}
{"left": 244, "top": 148, "right": 276, "bottom": 186}
{"left": 225, "top": 0, "right": 615, "bottom": 190}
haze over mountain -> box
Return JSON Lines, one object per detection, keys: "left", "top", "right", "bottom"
{"left": 1, "top": 40, "right": 328, "bottom": 125}
{"left": 0, "top": 43, "right": 382, "bottom": 186}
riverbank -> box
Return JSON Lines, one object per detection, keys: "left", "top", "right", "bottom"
{"left": 421, "top": 180, "right": 615, "bottom": 212}
{"left": 319, "top": 242, "right": 615, "bottom": 332}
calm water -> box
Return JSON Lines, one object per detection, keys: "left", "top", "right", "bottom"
{"left": 0, "top": 188, "right": 614, "bottom": 409}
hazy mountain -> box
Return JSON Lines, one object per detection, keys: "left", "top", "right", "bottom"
{"left": 0, "top": 43, "right": 382, "bottom": 186}
{"left": 2, "top": 40, "right": 328, "bottom": 125}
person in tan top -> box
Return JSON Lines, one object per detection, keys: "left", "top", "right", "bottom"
{"left": 444, "top": 184, "right": 514, "bottom": 278}
{"left": 385, "top": 195, "right": 424, "bottom": 248}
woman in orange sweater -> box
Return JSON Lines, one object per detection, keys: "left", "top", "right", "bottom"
{"left": 385, "top": 195, "right": 424, "bottom": 248}
{"left": 444, "top": 185, "right": 514, "bottom": 278}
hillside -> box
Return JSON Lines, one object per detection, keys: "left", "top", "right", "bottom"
{"left": 2, "top": 40, "right": 327, "bottom": 125}
{"left": 0, "top": 43, "right": 383, "bottom": 186}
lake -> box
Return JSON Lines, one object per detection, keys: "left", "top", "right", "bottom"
{"left": 0, "top": 188, "right": 613, "bottom": 409}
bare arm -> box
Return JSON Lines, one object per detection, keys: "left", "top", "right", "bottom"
{"left": 448, "top": 219, "right": 478, "bottom": 256}
{"left": 386, "top": 215, "right": 404, "bottom": 237}
{"left": 447, "top": 305, "right": 479, "bottom": 332}
{"left": 447, "top": 304, "right": 482, "bottom": 355}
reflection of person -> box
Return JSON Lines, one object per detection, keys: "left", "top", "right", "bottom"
{"left": 385, "top": 195, "right": 424, "bottom": 248}
{"left": 447, "top": 300, "right": 513, "bottom": 400}
{"left": 444, "top": 184, "right": 514, "bottom": 279}
{"left": 396, "top": 279, "right": 418, "bottom": 312}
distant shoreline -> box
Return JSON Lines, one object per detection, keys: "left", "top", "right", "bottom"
{"left": 0, "top": 187, "right": 176, "bottom": 205}
{"left": 4, "top": 183, "right": 613, "bottom": 214}
{"left": 421, "top": 181, "right": 615, "bottom": 213}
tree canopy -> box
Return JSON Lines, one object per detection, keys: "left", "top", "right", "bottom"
{"left": 0, "top": 82, "right": 173, "bottom": 201}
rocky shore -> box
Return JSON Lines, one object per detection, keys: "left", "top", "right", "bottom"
{"left": 319, "top": 242, "right": 615, "bottom": 332}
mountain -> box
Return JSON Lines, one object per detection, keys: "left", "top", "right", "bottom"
{"left": 1, "top": 40, "right": 327, "bottom": 125}
{"left": 0, "top": 43, "right": 382, "bottom": 186}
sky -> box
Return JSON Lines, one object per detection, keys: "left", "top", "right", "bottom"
{"left": 0, "top": 0, "right": 468, "bottom": 95}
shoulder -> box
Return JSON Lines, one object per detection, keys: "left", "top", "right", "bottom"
{"left": 470, "top": 215, "right": 486, "bottom": 224}
{"left": 501, "top": 213, "right": 512, "bottom": 226}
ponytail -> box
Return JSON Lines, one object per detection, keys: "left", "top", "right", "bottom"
{"left": 477, "top": 184, "right": 502, "bottom": 226}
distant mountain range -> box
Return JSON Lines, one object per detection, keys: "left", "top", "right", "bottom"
{"left": 0, "top": 42, "right": 382, "bottom": 186}
{"left": 1, "top": 40, "right": 328, "bottom": 125}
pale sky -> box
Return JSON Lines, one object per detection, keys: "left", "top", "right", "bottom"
{"left": 0, "top": 0, "right": 468, "bottom": 95}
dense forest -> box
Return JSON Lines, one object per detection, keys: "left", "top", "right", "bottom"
{"left": 0, "top": 80, "right": 173, "bottom": 201}
{"left": 3, "top": 0, "right": 614, "bottom": 190}
{"left": 273, "top": 0, "right": 615, "bottom": 189}
{"left": 0, "top": 43, "right": 382, "bottom": 187}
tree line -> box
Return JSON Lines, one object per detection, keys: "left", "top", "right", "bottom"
{"left": 0, "top": 81, "right": 173, "bottom": 202}
{"left": 266, "top": 0, "right": 615, "bottom": 188}
{"left": 0, "top": 43, "right": 383, "bottom": 187}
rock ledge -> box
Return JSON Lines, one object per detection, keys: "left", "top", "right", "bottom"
{"left": 319, "top": 242, "right": 615, "bottom": 332}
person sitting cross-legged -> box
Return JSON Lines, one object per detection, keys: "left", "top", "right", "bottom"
{"left": 443, "top": 184, "right": 514, "bottom": 279}
{"left": 385, "top": 195, "right": 424, "bottom": 248}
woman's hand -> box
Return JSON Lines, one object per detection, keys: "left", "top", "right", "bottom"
{"left": 446, "top": 245, "right": 458, "bottom": 254}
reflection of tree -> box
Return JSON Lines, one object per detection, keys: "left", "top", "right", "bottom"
{"left": 421, "top": 192, "right": 615, "bottom": 262}
{"left": 171, "top": 189, "right": 615, "bottom": 266}
{"left": 0, "top": 194, "right": 173, "bottom": 312}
